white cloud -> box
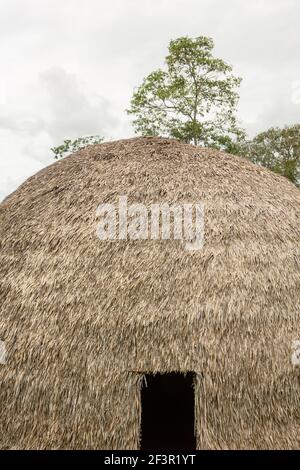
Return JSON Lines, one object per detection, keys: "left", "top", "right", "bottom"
{"left": 0, "top": 0, "right": 299, "bottom": 201}
{"left": 39, "top": 67, "right": 117, "bottom": 145}
{"left": 0, "top": 130, "right": 44, "bottom": 202}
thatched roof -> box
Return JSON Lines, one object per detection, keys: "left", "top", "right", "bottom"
{"left": 0, "top": 136, "right": 299, "bottom": 449}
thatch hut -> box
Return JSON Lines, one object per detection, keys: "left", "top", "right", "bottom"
{"left": 0, "top": 137, "right": 299, "bottom": 450}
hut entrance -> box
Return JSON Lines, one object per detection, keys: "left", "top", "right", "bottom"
{"left": 140, "top": 372, "right": 196, "bottom": 450}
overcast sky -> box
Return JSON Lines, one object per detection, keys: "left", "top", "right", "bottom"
{"left": 1, "top": 0, "right": 299, "bottom": 201}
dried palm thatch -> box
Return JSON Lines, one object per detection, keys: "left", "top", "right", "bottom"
{"left": 0, "top": 136, "right": 299, "bottom": 450}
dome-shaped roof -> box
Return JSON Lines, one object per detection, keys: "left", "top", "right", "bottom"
{"left": 0, "top": 136, "right": 299, "bottom": 449}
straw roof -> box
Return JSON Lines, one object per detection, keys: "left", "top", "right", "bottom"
{"left": 0, "top": 136, "right": 299, "bottom": 449}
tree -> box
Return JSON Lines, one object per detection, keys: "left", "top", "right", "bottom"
{"left": 243, "top": 124, "right": 300, "bottom": 187}
{"left": 51, "top": 135, "right": 103, "bottom": 159}
{"left": 127, "top": 36, "right": 245, "bottom": 151}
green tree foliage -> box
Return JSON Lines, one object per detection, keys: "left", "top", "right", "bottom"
{"left": 243, "top": 124, "right": 300, "bottom": 186}
{"left": 51, "top": 135, "right": 103, "bottom": 159}
{"left": 127, "top": 36, "right": 245, "bottom": 150}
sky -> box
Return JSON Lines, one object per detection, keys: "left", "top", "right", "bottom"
{"left": 0, "top": 0, "right": 300, "bottom": 201}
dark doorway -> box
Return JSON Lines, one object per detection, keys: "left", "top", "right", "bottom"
{"left": 140, "top": 372, "right": 196, "bottom": 451}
